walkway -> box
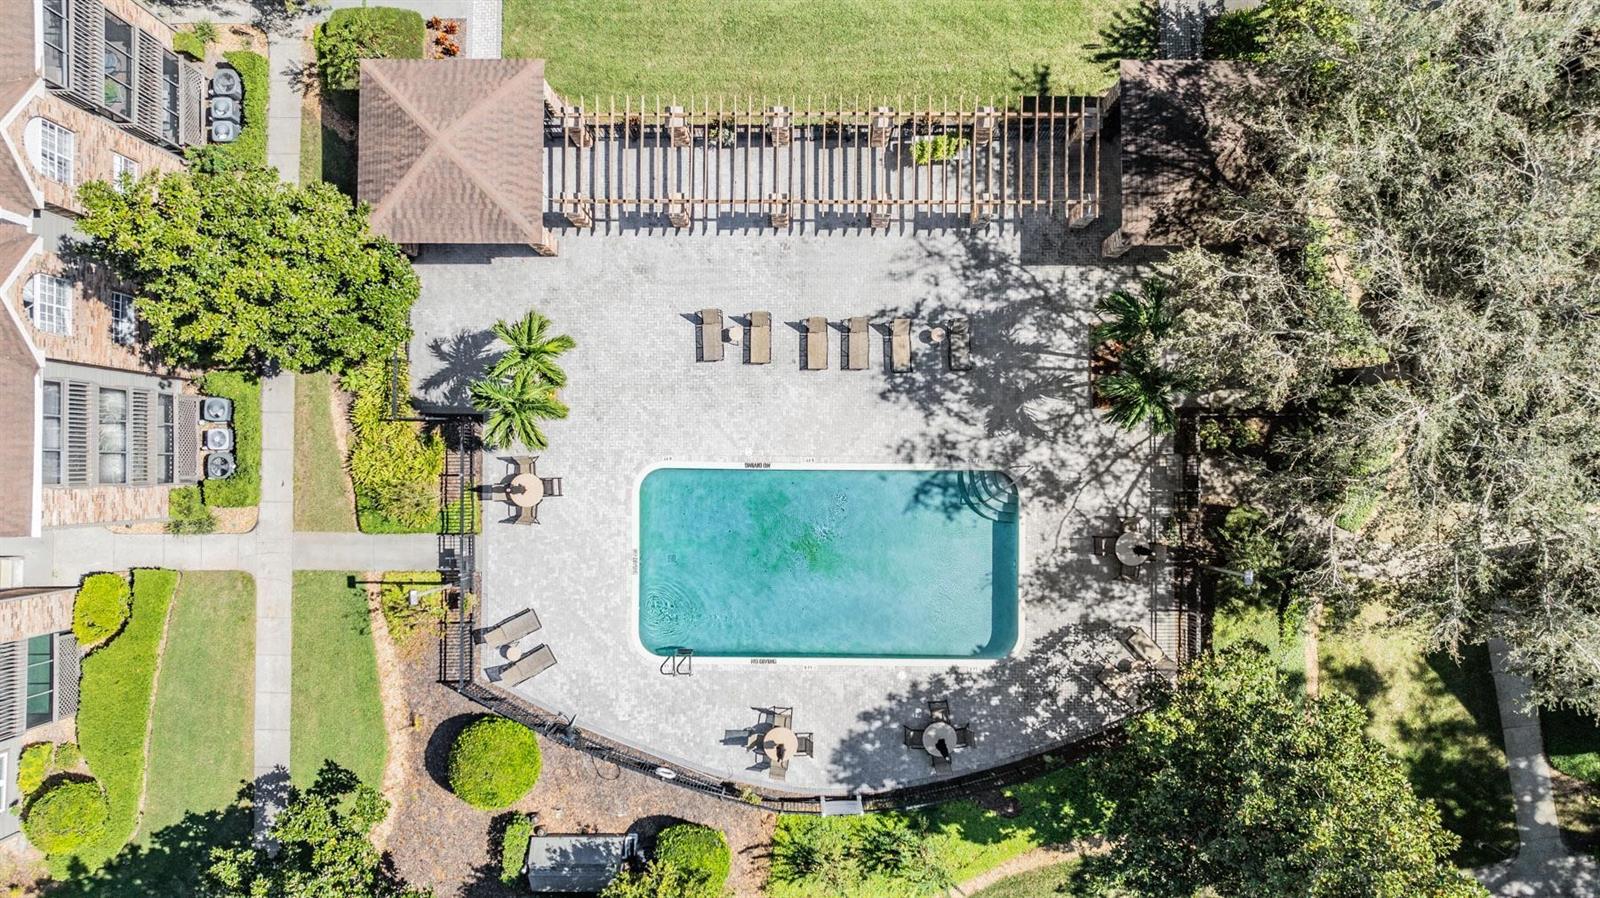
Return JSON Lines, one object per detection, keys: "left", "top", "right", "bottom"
{"left": 1473, "top": 639, "right": 1600, "bottom": 896}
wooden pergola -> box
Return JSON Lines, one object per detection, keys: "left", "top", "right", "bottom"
{"left": 545, "top": 95, "right": 1104, "bottom": 233}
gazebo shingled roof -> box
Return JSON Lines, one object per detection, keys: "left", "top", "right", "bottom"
{"left": 358, "top": 58, "right": 548, "bottom": 249}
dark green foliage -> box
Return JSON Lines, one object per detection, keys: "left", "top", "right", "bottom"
{"left": 654, "top": 824, "right": 731, "bottom": 898}
{"left": 1203, "top": 8, "right": 1267, "bottom": 60}
{"left": 165, "top": 485, "right": 216, "bottom": 534}
{"left": 911, "top": 135, "right": 968, "bottom": 165}
{"left": 72, "top": 573, "right": 131, "bottom": 647}
{"left": 1088, "top": 1, "right": 1160, "bottom": 68}
{"left": 1087, "top": 643, "right": 1488, "bottom": 898}
{"left": 212, "top": 52, "right": 268, "bottom": 168}
{"left": 599, "top": 862, "right": 701, "bottom": 898}
{"left": 378, "top": 570, "right": 447, "bottom": 645}
{"left": 447, "top": 717, "right": 541, "bottom": 810}
{"left": 197, "top": 373, "right": 261, "bottom": 508}
{"left": 1093, "top": 278, "right": 1174, "bottom": 348}
{"left": 24, "top": 781, "right": 110, "bottom": 855}
{"left": 344, "top": 359, "right": 444, "bottom": 533}
{"left": 205, "top": 761, "right": 432, "bottom": 897}
{"left": 474, "top": 310, "right": 575, "bottom": 451}
{"left": 76, "top": 159, "right": 417, "bottom": 374}
{"left": 315, "top": 7, "right": 426, "bottom": 90}
{"left": 172, "top": 30, "right": 205, "bottom": 60}
{"left": 1097, "top": 350, "right": 1182, "bottom": 433}
{"left": 498, "top": 813, "right": 536, "bottom": 885}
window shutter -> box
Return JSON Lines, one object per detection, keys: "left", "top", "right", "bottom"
{"left": 65, "top": 380, "right": 91, "bottom": 485}
{"left": 131, "top": 30, "right": 164, "bottom": 141}
{"left": 178, "top": 62, "right": 205, "bottom": 147}
{"left": 129, "top": 390, "right": 150, "bottom": 483}
{"left": 66, "top": 0, "right": 105, "bottom": 108}
{"left": 0, "top": 642, "right": 22, "bottom": 742}
{"left": 54, "top": 634, "right": 79, "bottom": 720}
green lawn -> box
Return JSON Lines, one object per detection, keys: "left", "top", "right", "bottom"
{"left": 1544, "top": 707, "right": 1600, "bottom": 785}
{"left": 139, "top": 572, "right": 255, "bottom": 843}
{"left": 971, "top": 860, "right": 1086, "bottom": 897}
{"left": 291, "top": 572, "right": 387, "bottom": 787}
{"left": 504, "top": 0, "right": 1128, "bottom": 100}
{"left": 293, "top": 373, "right": 357, "bottom": 532}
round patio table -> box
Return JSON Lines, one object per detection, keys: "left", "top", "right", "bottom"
{"left": 508, "top": 473, "right": 545, "bottom": 509}
{"left": 922, "top": 721, "right": 958, "bottom": 757}
{"left": 1114, "top": 531, "right": 1150, "bottom": 568}
{"left": 763, "top": 726, "right": 799, "bottom": 762}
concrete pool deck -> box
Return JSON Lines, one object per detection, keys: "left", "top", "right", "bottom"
{"left": 409, "top": 228, "right": 1166, "bottom": 792}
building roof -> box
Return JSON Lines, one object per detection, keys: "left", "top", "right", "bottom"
{"left": 358, "top": 59, "right": 546, "bottom": 247}
{"left": 1116, "top": 59, "right": 1256, "bottom": 248}
{"left": 0, "top": 221, "right": 41, "bottom": 538}
{"left": 524, "top": 834, "right": 634, "bottom": 893}
{"left": 0, "top": 77, "right": 39, "bottom": 220}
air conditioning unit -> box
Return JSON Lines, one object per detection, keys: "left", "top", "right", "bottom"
{"left": 210, "top": 96, "right": 239, "bottom": 122}
{"left": 203, "top": 427, "right": 234, "bottom": 452}
{"left": 201, "top": 396, "right": 233, "bottom": 422}
{"left": 210, "top": 67, "right": 243, "bottom": 99}
{"left": 210, "top": 120, "right": 239, "bottom": 143}
{"left": 205, "top": 452, "right": 237, "bottom": 480}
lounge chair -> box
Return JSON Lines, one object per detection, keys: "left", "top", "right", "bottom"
{"left": 955, "top": 726, "right": 972, "bottom": 748}
{"left": 1096, "top": 662, "right": 1142, "bottom": 705}
{"left": 699, "top": 309, "right": 724, "bottom": 362}
{"left": 928, "top": 698, "right": 950, "bottom": 721}
{"left": 1120, "top": 627, "right": 1179, "bottom": 673}
{"left": 890, "top": 318, "right": 912, "bottom": 373}
{"left": 749, "top": 312, "right": 772, "bottom": 364}
{"left": 496, "top": 644, "right": 556, "bottom": 687}
{"left": 947, "top": 317, "right": 974, "bottom": 371}
{"left": 474, "top": 608, "right": 542, "bottom": 646}
{"left": 724, "top": 728, "right": 756, "bottom": 748}
{"left": 845, "top": 317, "right": 869, "bottom": 370}
{"left": 796, "top": 733, "right": 814, "bottom": 757}
{"left": 903, "top": 725, "right": 923, "bottom": 747}
{"left": 804, "top": 317, "right": 828, "bottom": 370}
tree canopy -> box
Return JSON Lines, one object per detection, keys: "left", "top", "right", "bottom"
{"left": 1154, "top": 0, "right": 1600, "bottom": 711}
{"left": 1088, "top": 644, "right": 1487, "bottom": 898}
{"left": 76, "top": 150, "right": 417, "bottom": 374}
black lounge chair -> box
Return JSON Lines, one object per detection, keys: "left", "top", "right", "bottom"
{"left": 496, "top": 644, "right": 556, "bottom": 687}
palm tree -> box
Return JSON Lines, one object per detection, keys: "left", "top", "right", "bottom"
{"left": 1092, "top": 278, "right": 1173, "bottom": 347}
{"left": 489, "top": 310, "right": 576, "bottom": 387}
{"left": 470, "top": 370, "right": 569, "bottom": 451}
{"left": 1098, "top": 349, "right": 1182, "bottom": 433}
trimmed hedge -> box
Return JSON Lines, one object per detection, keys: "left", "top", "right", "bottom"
{"left": 24, "top": 780, "right": 110, "bottom": 855}
{"left": 72, "top": 573, "right": 132, "bottom": 647}
{"left": 655, "top": 824, "right": 732, "bottom": 898}
{"left": 17, "top": 743, "right": 53, "bottom": 799}
{"left": 198, "top": 372, "right": 261, "bottom": 507}
{"left": 500, "top": 812, "right": 537, "bottom": 884}
{"left": 215, "top": 51, "right": 268, "bottom": 168}
{"left": 448, "top": 717, "right": 541, "bottom": 809}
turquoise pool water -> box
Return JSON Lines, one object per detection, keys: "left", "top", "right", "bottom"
{"left": 638, "top": 467, "right": 1020, "bottom": 659}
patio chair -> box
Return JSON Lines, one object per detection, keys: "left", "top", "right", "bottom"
{"left": 513, "top": 503, "right": 539, "bottom": 526}
{"left": 541, "top": 477, "right": 564, "bottom": 497}
{"left": 724, "top": 728, "right": 757, "bottom": 748}
{"left": 804, "top": 317, "right": 828, "bottom": 370}
{"left": 890, "top": 318, "right": 913, "bottom": 373}
{"left": 772, "top": 706, "right": 794, "bottom": 729}
{"left": 956, "top": 726, "right": 972, "bottom": 748}
{"left": 769, "top": 757, "right": 790, "bottom": 781}
{"left": 903, "top": 725, "right": 923, "bottom": 747}
{"left": 1118, "top": 561, "right": 1139, "bottom": 582}
{"left": 932, "top": 754, "right": 952, "bottom": 774}
{"left": 928, "top": 698, "right": 951, "bottom": 722}
{"left": 1092, "top": 534, "right": 1114, "bottom": 556}
{"left": 796, "top": 733, "right": 814, "bottom": 757}
{"left": 473, "top": 608, "right": 542, "bottom": 646}
{"left": 749, "top": 312, "right": 772, "bottom": 364}
{"left": 495, "top": 644, "right": 556, "bottom": 687}
{"left": 845, "top": 317, "right": 869, "bottom": 370}
{"left": 947, "top": 317, "right": 974, "bottom": 371}
{"left": 699, "top": 309, "right": 724, "bottom": 362}
{"left": 506, "top": 456, "right": 539, "bottom": 476}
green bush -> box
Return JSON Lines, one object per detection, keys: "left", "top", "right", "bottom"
{"left": 379, "top": 570, "right": 446, "bottom": 644}
{"left": 173, "top": 30, "right": 205, "bottom": 60}
{"left": 198, "top": 372, "right": 261, "bottom": 507}
{"left": 316, "top": 7, "right": 426, "bottom": 90}
{"left": 54, "top": 741, "right": 82, "bottom": 770}
{"left": 344, "top": 359, "right": 444, "bottom": 533}
{"left": 166, "top": 485, "right": 217, "bottom": 534}
{"left": 912, "top": 134, "right": 968, "bottom": 165}
{"left": 72, "top": 573, "right": 132, "bottom": 647}
{"left": 212, "top": 51, "right": 268, "bottom": 168}
{"left": 448, "top": 717, "right": 541, "bottom": 809}
{"left": 655, "top": 824, "right": 731, "bottom": 897}
{"left": 23, "top": 780, "right": 110, "bottom": 855}
{"left": 17, "top": 743, "right": 54, "bottom": 799}
{"left": 499, "top": 813, "right": 536, "bottom": 884}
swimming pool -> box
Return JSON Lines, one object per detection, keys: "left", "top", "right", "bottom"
{"left": 637, "top": 466, "right": 1020, "bottom": 660}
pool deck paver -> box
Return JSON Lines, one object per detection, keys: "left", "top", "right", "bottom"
{"left": 409, "top": 228, "right": 1162, "bottom": 792}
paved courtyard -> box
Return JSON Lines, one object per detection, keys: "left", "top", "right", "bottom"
{"left": 409, "top": 226, "right": 1164, "bottom": 792}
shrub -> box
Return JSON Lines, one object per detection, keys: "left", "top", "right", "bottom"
{"left": 166, "top": 485, "right": 217, "bottom": 534}
{"left": 344, "top": 359, "right": 444, "bottom": 533}
{"left": 911, "top": 135, "right": 968, "bottom": 165}
{"left": 23, "top": 781, "right": 109, "bottom": 855}
{"left": 17, "top": 744, "right": 53, "bottom": 799}
{"left": 191, "top": 20, "right": 218, "bottom": 45}
{"left": 448, "top": 717, "right": 540, "bottom": 809}
{"left": 379, "top": 570, "right": 447, "bottom": 645}
{"left": 173, "top": 30, "right": 205, "bottom": 60}
{"left": 198, "top": 372, "right": 261, "bottom": 508}
{"left": 213, "top": 51, "right": 268, "bottom": 168}
{"left": 499, "top": 813, "right": 536, "bottom": 884}
{"left": 654, "top": 824, "right": 731, "bottom": 897}
{"left": 73, "top": 573, "right": 132, "bottom": 647}
{"left": 316, "top": 7, "right": 426, "bottom": 90}
{"left": 54, "top": 741, "right": 82, "bottom": 770}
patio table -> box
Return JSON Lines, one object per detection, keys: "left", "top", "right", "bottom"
{"left": 763, "top": 726, "right": 799, "bottom": 763}
{"left": 1114, "top": 531, "right": 1150, "bottom": 567}
{"left": 509, "top": 473, "right": 545, "bottom": 509}
{"left": 922, "top": 721, "right": 958, "bottom": 757}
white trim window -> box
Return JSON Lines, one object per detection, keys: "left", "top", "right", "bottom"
{"left": 112, "top": 153, "right": 139, "bottom": 189}
{"left": 29, "top": 118, "right": 75, "bottom": 184}
{"left": 109, "top": 291, "right": 136, "bottom": 344}
{"left": 22, "top": 274, "right": 72, "bottom": 335}
{"left": 41, "top": 0, "right": 67, "bottom": 86}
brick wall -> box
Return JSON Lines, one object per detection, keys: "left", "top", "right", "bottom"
{"left": 6, "top": 93, "right": 185, "bottom": 215}
{"left": 42, "top": 483, "right": 169, "bottom": 527}
{"left": 0, "top": 588, "right": 73, "bottom": 643}
{"left": 1, "top": 245, "right": 165, "bottom": 374}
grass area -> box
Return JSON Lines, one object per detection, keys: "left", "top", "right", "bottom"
{"left": 378, "top": 569, "right": 447, "bottom": 648}
{"left": 1544, "top": 707, "right": 1600, "bottom": 785}
{"left": 67, "top": 569, "right": 177, "bottom": 874}
{"left": 291, "top": 572, "right": 387, "bottom": 787}
{"left": 197, "top": 372, "right": 260, "bottom": 508}
{"left": 298, "top": 110, "right": 357, "bottom": 194}
{"left": 504, "top": 0, "right": 1128, "bottom": 100}
{"left": 1215, "top": 600, "right": 1518, "bottom": 866}
{"left": 303, "top": 7, "right": 422, "bottom": 193}
{"left": 971, "top": 860, "right": 1086, "bottom": 897}
{"left": 214, "top": 50, "right": 267, "bottom": 168}
{"left": 293, "top": 373, "right": 357, "bottom": 531}
{"left": 173, "top": 30, "right": 205, "bottom": 61}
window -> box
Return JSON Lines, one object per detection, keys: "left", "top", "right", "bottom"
{"left": 98, "top": 388, "right": 127, "bottom": 484}
{"left": 22, "top": 274, "right": 72, "bottom": 335}
{"left": 24, "top": 635, "right": 53, "bottom": 730}
{"left": 157, "top": 393, "right": 174, "bottom": 483}
{"left": 109, "top": 291, "right": 135, "bottom": 344}
{"left": 31, "top": 119, "right": 74, "bottom": 184}
{"left": 103, "top": 13, "right": 134, "bottom": 119}
{"left": 41, "top": 0, "right": 67, "bottom": 86}
{"left": 42, "top": 381, "right": 62, "bottom": 485}
{"left": 162, "top": 51, "right": 181, "bottom": 144}
{"left": 112, "top": 153, "right": 139, "bottom": 189}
